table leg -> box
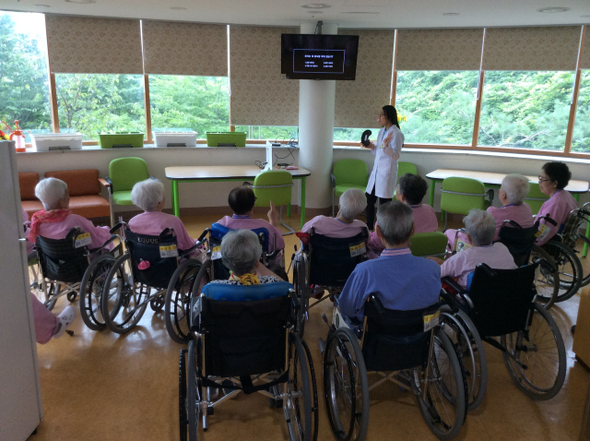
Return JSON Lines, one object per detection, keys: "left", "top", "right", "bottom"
{"left": 300, "top": 177, "right": 307, "bottom": 229}
{"left": 172, "top": 180, "right": 180, "bottom": 217}
{"left": 429, "top": 181, "right": 436, "bottom": 207}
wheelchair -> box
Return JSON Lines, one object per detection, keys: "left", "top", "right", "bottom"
{"left": 322, "top": 295, "right": 468, "bottom": 441}
{"left": 444, "top": 262, "right": 566, "bottom": 401}
{"left": 292, "top": 227, "right": 369, "bottom": 335}
{"left": 179, "top": 281, "right": 318, "bottom": 441}
{"left": 100, "top": 227, "right": 201, "bottom": 336}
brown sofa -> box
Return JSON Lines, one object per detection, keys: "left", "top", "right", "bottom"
{"left": 19, "top": 169, "right": 110, "bottom": 220}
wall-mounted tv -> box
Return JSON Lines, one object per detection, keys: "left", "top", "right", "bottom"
{"left": 281, "top": 34, "right": 359, "bottom": 80}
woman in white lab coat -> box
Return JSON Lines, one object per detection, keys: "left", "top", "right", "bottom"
{"left": 364, "top": 105, "right": 404, "bottom": 230}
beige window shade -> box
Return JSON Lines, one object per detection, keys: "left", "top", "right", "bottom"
{"left": 334, "top": 30, "right": 394, "bottom": 128}
{"left": 230, "top": 26, "right": 299, "bottom": 126}
{"left": 396, "top": 29, "right": 483, "bottom": 71}
{"left": 483, "top": 26, "right": 581, "bottom": 71}
{"left": 142, "top": 21, "right": 227, "bottom": 76}
{"left": 45, "top": 15, "right": 143, "bottom": 74}
{"left": 581, "top": 26, "right": 590, "bottom": 69}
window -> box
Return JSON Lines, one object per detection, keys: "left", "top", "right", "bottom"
{"left": 571, "top": 71, "right": 590, "bottom": 153}
{"left": 0, "top": 11, "right": 51, "bottom": 142}
{"left": 334, "top": 128, "right": 366, "bottom": 143}
{"left": 149, "top": 75, "right": 229, "bottom": 136}
{"left": 233, "top": 125, "right": 298, "bottom": 141}
{"left": 55, "top": 74, "right": 145, "bottom": 140}
{"left": 478, "top": 71, "right": 574, "bottom": 151}
{"left": 396, "top": 71, "right": 479, "bottom": 145}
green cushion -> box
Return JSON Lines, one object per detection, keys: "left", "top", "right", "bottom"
{"left": 112, "top": 191, "right": 134, "bottom": 205}
{"left": 441, "top": 177, "right": 487, "bottom": 215}
{"left": 410, "top": 232, "right": 448, "bottom": 257}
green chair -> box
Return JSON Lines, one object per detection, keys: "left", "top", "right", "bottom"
{"left": 106, "top": 157, "right": 150, "bottom": 227}
{"left": 331, "top": 159, "right": 369, "bottom": 216}
{"left": 398, "top": 161, "right": 417, "bottom": 178}
{"left": 410, "top": 231, "right": 448, "bottom": 258}
{"left": 525, "top": 182, "right": 549, "bottom": 215}
{"left": 253, "top": 169, "right": 294, "bottom": 235}
{"left": 440, "top": 177, "right": 492, "bottom": 231}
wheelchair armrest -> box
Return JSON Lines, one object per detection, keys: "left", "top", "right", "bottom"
{"left": 104, "top": 177, "right": 114, "bottom": 194}
{"left": 110, "top": 221, "right": 125, "bottom": 235}
{"left": 442, "top": 276, "right": 464, "bottom": 294}
{"left": 179, "top": 243, "right": 200, "bottom": 258}
{"left": 330, "top": 173, "right": 336, "bottom": 189}
{"left": 90, "top": 233, "right": 120, "bottom": 253}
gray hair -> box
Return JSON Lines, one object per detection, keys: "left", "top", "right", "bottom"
{"left": 339, "top": 188, "right": 367, "bottom": 221}
{"left": 464, "top": 209, "right": 496, "bottom": 246}
{"left": 501, "top": 174, "right": 530, "bottom": 205}
{"left": 131, "top": 179, "right": 164, "bottom": 212}
{"left": 221, "top": 229, "right": 262, "bottom": 276}
{"left": 376, "top": 201, "right": 414, "bottom": 245}
{"left": 35, "top": 177, "right": 68, "bottom": 211}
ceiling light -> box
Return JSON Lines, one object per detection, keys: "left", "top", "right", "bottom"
{"left": 302, "top": 3, "right": 331, "bottom": 9}
{"left": 170, "top": 6, "right": 187, "bottom": 10}
{"left": 64, "top": 0, "right": 96, "bottom": 3}
{"left": 537, "top": 7, "right": 570, "bottom": 13}
{"left": 443, "top": 12, "right": 459, "bottom": 16}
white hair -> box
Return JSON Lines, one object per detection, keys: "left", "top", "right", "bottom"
{"left": 376, "top": 201, "right": 414, "bottom": 245}
{"left": 464, "top": 209, "right": 496, "bottom": 246}
{"left": 339, "top": 188, "right": 367, "bottom": 221}
{"left": 221, "top": 229, "right": 262, "bottom": 276}
{"left": 131, "top": 179, "right": 164, "bottom": 212}
{"left": 35, "top": 177, "right": 68, "bottom": 211}
{"left": 501, "top": 174, "right": 530, "bottom": 205}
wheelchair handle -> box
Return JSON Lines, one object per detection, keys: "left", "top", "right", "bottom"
{"left": 535, "top": 214, "right": 557, "bottom": 227}
{"left": 110, "top": 221, "right": 125, "bottom": 235}
{"left": 197, "top": 228, "right": 210, "bottom": 243}
{"left": 501, "top": 219, "right": 523, "bottom": 230}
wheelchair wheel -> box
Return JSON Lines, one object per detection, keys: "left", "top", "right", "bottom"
{"left": 292, "top": 254, "right": 308, "bottom": 338}
{"left": 414, "top": 328, "right": 467, "bottom": 440}
{"left": 66, "top": 291, "right": 77, "bottom": 302}
{"left": 179, "top": 349, "right": 188, "bottom": 441}
{"left": 534, "top": 241, "right": 582, "bottom": 304}
{"left": 440, "top": 306, "right": 487, "bottom": 411}
{"left": 166, "top": 260, "right": 203, "bottom": 344}
{"left": 45, "top": 282, "right": 60, "bottom": 311}
{"left": 529, "top": 246, "right": 560, "bottom": 309}
{"left": 577, "top": 233, "right": 590, "bottom": 287}
{"left": 150, "top": 296, "right": 165, "bottom": 312}
{"left": 187, "top": 340, "right": 202, "bottom": 441}
{"left": 28, "top": 256, "right": 45, "bottom": 304}
{"left": 285, "top": 334, "right": 314, "bottom": 441}
{"left": 79, "top": 254, "right": 117, "bottom": 331}
{"left": 501, "top": 303, "right": 566, "bottom": 400}
{"left": 323, "top": 326, "right": 369, "bottom": 441}
{"left": 300, "top": 339, "right": 319, "bottom": 441}
{"left": 191, "top": 259, "right": 212, "bottom": 298}
{"left": 102, "top": 254, "right": 148, "bottom": 334}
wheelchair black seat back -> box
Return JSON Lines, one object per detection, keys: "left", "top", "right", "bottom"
{"left": 36, "top": 228, "right": 90, "bottom": 283}
{"left": 498, "top": 221, "right": 539, "bottom": 267}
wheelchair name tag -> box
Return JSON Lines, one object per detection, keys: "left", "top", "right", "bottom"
{"left": 535, "top": 224, "right": 547, "bottom": 239}
{"left": 74, "top": 232, "right": 92, "bottom": 248}
{"left": 211, "top": 246, "right": 222, "bottom": 260}
{"left": 159, "top": 244, "right": 178, "bottom": 258}
{"left": 423, "top": 311, "right": 440, "bottom": 332}
{"left": 349, "top": 243, "right": 366, "bottom": 258}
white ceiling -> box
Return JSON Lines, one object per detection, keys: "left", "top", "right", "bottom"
{"left": 1, "top": 0, "right": 589, "bottom": 29}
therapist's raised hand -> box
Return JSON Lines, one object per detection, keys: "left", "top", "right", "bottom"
{"left": 268, "top": 201, "right": 280, "bottom": 227}
{"left": 360, "top": 141, "right": 375, "bottom": 151}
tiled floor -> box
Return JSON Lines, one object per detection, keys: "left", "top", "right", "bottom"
{"left": 29, "top": 213, "right": 590, "bottom": 441}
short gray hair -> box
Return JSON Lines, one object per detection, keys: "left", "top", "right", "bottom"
{"left": 339, "top": 188, "right": 367, "bottom": 221}
{"left": 131, "top": 179, "right": 164, "bottom": 212}
{"left": 501, "top": 174, "right": 530, "bottom": 205}
{"left": 464, "top": 209, "right": 496, "bottom": 246}
{"left": 376, "top": 201, "right": 414, "bottom": 245}
{"left": 35, "top": 177, "right": 68, "bottom": 211}
{"left": 221, "top": 229, "right": 262, "bottom": 276}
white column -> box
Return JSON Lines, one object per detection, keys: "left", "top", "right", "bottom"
{"left": 298, "top": 22, "right": 337, "bottom": 210}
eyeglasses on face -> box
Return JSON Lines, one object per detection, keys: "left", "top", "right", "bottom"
{"left": 538, "top": 175, "right": 552, "bottom": 183}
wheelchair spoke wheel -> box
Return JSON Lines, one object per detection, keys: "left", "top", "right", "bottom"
{"left": 415, "top": 329, "right": 467, "bottom": 440}
{"left": 191, "top": 259, "right": 212, "bottom": 298}
{"left": 530, "top": 246, "right": 560, "bottom": 309}
{"left": 534, "top": 242, "right": 582, "bottom": 304}
{"left": 187, "top": 340, "right": 201, "bottom": 441}
{"left": 501, "top": 303, "right": 566, "bottom": 400}
{"left": 323, "top": 327, "right": 369, "bottom": 441}
{"left": 79, "top": 254, "right": 116, "bottom": 331}
{"left": 440, "top": 306, "right": 487, "bottom": 411}
{"left": 293, "top": 255, "right": 308, "bottom": 338}
{"left": 179, "top": 349, "right": 188, "bottom": 441}
{"left": 285, "top": 334, "right": 314, "bottom": 441}
{"left": 102, "top": 254, "right": 148, "bottom": 334}
{"left": 166, "top": 260, "right": 203, "bottom": 344}
{"left": 150, "top": 296, "right": 165, "bottom": 312}
{"left": 577, "top": 233, "right": 590, "bottom": 288}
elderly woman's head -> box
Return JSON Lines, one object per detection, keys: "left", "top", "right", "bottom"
{"left": 376, "top": 201, "right": 414, "bottom": 246}
{"left": 339, "top": 188, "right": 367, "bottom": 221}
{"left": 228, "top": 185, "right": 256, "bottom": 215}
{"left": 221, "top": 229, "right": 262, "bottom": 276}
{"left": 397, "top": 173, "right": 428, "bottom": 205}
{"left": 464, "top": 209, "right": 496, "bottom": 246}
{"left": 541, "top": 162, "right": 571, "bottom": 190}
{"left": 500, "top": 173, "right": 530, "bottom": 205}
{"left": 131, "top": 179, "right": 165, "bottom": 212}
{"left": 35, "top": 177, "right": 69, "bottom": 211}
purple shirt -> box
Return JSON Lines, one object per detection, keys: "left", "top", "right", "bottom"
{"left": 536, "top": 190, "right": 578, "bottom": 245}
{"left": 217, "top": 215, "right": 285, "bottom": 253}
{"left": 128, "top": 211, "right": 197, "bottom": 251}
{"left": 31, "top": 213, "right": 111, "bottom": 250}
{"left": 440, "top": 242, "right": 517, "bottom": 288}
{"left": 488, "top": 203, "right": 534, "bottom": 241}
{"left": 301, "top": 216, "right": 368, "bottom": 238}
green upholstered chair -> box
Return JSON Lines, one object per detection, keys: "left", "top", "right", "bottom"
{"left": 397, "top": 161, "right": 417, "bottom": 178}
{"left": 410, "top": 231, "right": 448, "bottom": 258}
{"left": 106, "top": 157, "right": 150, "bottom": 227}
{"left": 440, "top": 177, "right": 492, "bottom": 231}
{"left": 331, "top": 159, "right": 369, "bottom": 216}
{"left": 525, "top": 182, "right": 549, "bottom": 216}
{"left": 253, "top": 169, "right": 294, "bottom": 235}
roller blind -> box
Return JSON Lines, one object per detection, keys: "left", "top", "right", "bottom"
{"left": 230, "top": 26, "right": 299, "bottom": 126}
{"left": 334, "top": 29, "right": 394, "bottom": 128}
{"left": 396, "top": 29, "right": 483, "bottom": 71}
{"left": 483, "top": 26, "right": 581, "bottom": 71}
{"left": 142, "top": 21, "right": 227, "bottom": 76}
{"left": 45, "top": 15, "right": 143, "bottom": 74}
{"left": 581, "top": 26, "right": 590, "bottom": 69}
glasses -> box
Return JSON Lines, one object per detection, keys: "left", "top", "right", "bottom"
{"left": 538, "top": 175, "right": 552, "bottom": 183}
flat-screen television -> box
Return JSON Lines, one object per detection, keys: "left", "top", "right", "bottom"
{"left": 281, "top": 34, "right": 359, "bottom": 80}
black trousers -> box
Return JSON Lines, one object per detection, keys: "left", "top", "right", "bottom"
{"left": 365, "top": 186, "right": 392, "bottom": 231}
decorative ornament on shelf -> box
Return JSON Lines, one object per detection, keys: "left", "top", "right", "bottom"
{"left": 0, "top": 120, "right": 26, "bottom": 151}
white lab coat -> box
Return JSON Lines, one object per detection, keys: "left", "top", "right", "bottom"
{"left": 366, "top": 125, "right": 404, "bottom": 198}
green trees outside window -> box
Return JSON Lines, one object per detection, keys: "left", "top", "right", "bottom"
{"left": 572, "top": 71, "right": 590, "bottom": 153}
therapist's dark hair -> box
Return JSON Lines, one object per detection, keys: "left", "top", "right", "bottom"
{"left": 228, "top": 185, "right": 256, "bottom": 215}
{"left": 382, "top": 105, "right": 400, "bottom": 129}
